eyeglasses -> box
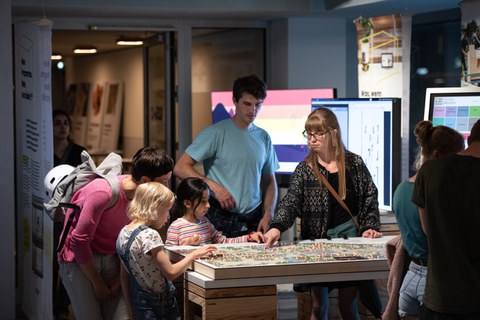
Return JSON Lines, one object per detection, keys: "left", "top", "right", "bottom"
{"left": 302, "top": 130, "right": 329, "bottom": 140}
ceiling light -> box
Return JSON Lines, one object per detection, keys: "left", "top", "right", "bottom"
{"left": 73, "top": 47, "right": 97, "bottom": 54}
{"left": 51, "top": 54, "right": 63, "bottom": 60}
{"left": 325, "top": 0, "right": 389, "bottom": 10}
{"left": 116, "top": 38, "right": 144, "bottom": 46}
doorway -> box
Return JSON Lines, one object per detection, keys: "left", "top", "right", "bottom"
{"left": 51, "top": 29, "right": 176, "bottom": 159}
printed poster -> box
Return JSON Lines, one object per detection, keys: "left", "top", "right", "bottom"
{"left": 355, "top": 14, "right": 409, "bottom": 98}
{"left": 14, "top": 21, "right": 54, "bottom": 320}
{"left": 67, "top": 83, "right": 90, "bottom": 145}
{"left": 85, "top": 82, "right": 105, "bottom": 151}
{"left": 461, "top": 0, "right": 480, "bottom": 86}
{"left": 355, "top": 14, "right": 411, "bottom": 181}
{"left": 99, "top": 81, "right": 124, "bottom": 152}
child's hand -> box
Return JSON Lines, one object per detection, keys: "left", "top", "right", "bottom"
{"left": 180, "top": 234, "right": 201, "bottom": 246}
{"left": 248, "top": 231, "right": 265, "bottom": 243}
{"left": 191, "top": 245, "right": 217, "bottom": 259}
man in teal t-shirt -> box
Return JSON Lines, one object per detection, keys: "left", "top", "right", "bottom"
{"left": 174, "top": 75, "right": 279, "bottom": 237}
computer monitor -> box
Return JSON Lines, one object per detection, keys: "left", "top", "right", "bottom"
{"left": 311, "top": 98, "right": 402, "bottom": 212}
{"left": 211, "top": 88, "right": 337, "bottom": 174}
{"left": 424, "top": 87, "right": 480, "bottom": 146}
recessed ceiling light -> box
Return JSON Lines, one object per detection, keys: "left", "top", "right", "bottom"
{"left": 73, "top": 47, "right": 97, "bottom": 54}
{"left": 116, "top": 39, "right": 144, "bottom": 46}
{"left": 51, "top": 54, "right": 63, "bottom": 60}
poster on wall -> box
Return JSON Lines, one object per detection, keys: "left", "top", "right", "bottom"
{"left": 354, "top": 14, "right": 411, "bottom": 181}
{"left": 355, "top": 14, "right": 407, "bottom": 98}
{"left": 67, "top": 83, "right": 90, "bottom": 145}
{"left": 14, "top": 21, "right": 54, "bottom": 320}
{"left": 460, "top": 0, "right": 480, "bottom": 86}
{"left": 99, "top": 81, "right": 124, "bottom": 152}
{"left": 85, "top": 82, "right": 105, "bottom": 152}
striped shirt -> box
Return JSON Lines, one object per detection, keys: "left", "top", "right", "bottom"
{"left": 166, "top": 216, "right": 248, "bottom": 246}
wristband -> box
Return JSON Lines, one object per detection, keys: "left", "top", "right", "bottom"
{"left": 247, "top": 232, "right": 254, "bottom": 241}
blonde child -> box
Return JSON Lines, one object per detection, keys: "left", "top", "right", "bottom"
{"left": 166, "top": 177, "right": 264, "bottom": 246}
{"left": 116, "top": 182, "right": 216, "bottom": 319}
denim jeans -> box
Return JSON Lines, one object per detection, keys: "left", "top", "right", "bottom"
{"left": 117, "top": 225, "right": 180, "bottom": 319}
{"left": 398, "top": 261, "right": 427, "bottom": 317}
{"left": 129, "top": 278, "right": 180, "bottom": 320}
{"left": 60, "top": 253, "right": 128, "bottom": 320}
{"left": 206, "top": 197, "right": 262, "bottom": 237}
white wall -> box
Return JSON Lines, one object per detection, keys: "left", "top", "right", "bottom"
{"left": 0, "top": 0, "right": 16, "bottom": 318}
{"left": 67, "top": 48, "right": 144, "bottom": 158}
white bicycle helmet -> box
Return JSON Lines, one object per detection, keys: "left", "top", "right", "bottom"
{"left": 44, "top": 164, "right": 75, "bottom": 198}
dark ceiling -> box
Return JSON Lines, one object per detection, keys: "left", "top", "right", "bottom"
{"left": 12, "top": 0, "right": 461, "bottom": 59}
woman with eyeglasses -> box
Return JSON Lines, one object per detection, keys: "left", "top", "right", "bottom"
{"left": 264, "top": 108, "right": 382, "bottom": 320}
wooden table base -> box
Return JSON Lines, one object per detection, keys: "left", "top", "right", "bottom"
{"left": 183, "top": 280, "right": 277, "bottom": 320}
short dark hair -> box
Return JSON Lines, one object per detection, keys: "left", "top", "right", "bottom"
{"left": 131, "top": 146, "right": 174, "bottom": 181}
{"left": 232, "top": 74, "right": 267, "bottom": 102}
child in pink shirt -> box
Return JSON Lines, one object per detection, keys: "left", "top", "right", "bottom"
{"left": 166, "top": 177, "right": 264, "bottom": 246}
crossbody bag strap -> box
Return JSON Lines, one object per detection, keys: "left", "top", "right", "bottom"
{"left": 308, "top": 161, "right": 360, "bottom": 230}
{"left": 318, "top": 173, "right": 360, "bottom": 230}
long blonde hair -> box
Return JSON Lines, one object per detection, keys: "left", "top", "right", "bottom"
{"left": 127, "top": 182, "right": 175, "bottom": 223}
{"left": 304, "top": 108, "right": 347, "bottom": 199}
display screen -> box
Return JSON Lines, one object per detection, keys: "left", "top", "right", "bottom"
{"left": 211, "top": 88, "right": 336, "bottom": 174}
{"left": 424, "top": 87, "right": 480, "bottom": 146}
{"left": 311, "top": 98, "right": 401, "bottom": 212}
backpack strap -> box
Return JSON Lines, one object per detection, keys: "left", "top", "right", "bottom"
{"left": 95, "top": 152, "right": 123, "bottom": 209}
{"left": 56, "top": 203, "right": 80, "bottom": 252}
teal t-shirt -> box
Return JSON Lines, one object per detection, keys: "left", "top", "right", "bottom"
{"left": 392, "top": 179, "right": 428, "bottom": 260}
{"left": 185, "top": 119, "right": 279, "bottom": 214}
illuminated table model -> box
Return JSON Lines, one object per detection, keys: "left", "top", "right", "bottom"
{"left": 166, "top": 236, "right": 393, "bottom": 320}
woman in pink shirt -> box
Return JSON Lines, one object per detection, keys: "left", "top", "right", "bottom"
{"left": 58, "top": 146, "right": 173, "bottom": 320}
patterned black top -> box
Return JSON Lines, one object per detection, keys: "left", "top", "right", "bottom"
{"left": 270, "top": 152, "right": 380, "bottom": 239}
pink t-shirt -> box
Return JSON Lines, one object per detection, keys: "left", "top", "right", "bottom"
{"left": 166, "top": 216, "right": 248, "bottom": 246}
{"left": 58, "top": 175, "right": 130, "bottom": 264}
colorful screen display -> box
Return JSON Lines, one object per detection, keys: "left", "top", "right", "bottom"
{"left": 424, "top": 87, "right": 480, "bottom": 147}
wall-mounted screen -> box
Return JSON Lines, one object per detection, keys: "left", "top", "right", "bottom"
{"left": 212, "top": 88, "right": 337, "bottom": 174}
{"left": 424, "top": 87, "right": 480, "bottom": 146}
{"left": 311, "top": 98, "right": 401, "bottom": 212}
